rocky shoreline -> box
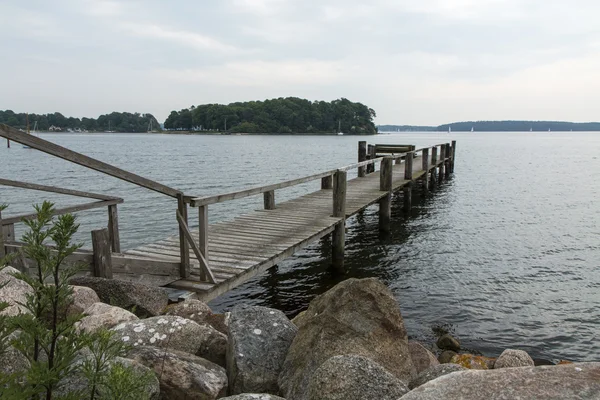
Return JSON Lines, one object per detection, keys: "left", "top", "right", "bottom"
{"left": 1, "top": 268, "right": 598, "bottom": 399}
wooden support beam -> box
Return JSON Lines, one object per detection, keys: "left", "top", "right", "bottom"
{"left": 198, "top": 205, "right": 209, "bottom": 282}
{"left": 0, "top": 124, "right": 181, "bottom": 198}
{"left": 358, "top": 141, "right": 367, "bottom": 177}
{"left": 176, "top": 210, "right": 216, "bottom": 284}
{"left": 92, "top": 228, "right": 112, "bottom": 279}
{"left": 2, "top": 198, "right": 123, "bottom": 225}
{"left": 107, "top": 204, "right": 120, "bottom": 253}
{"left": 438, "top": 145, "right": 445, "bottom": 182}
{"left": 450, "top": 140, "right": 457, "bottom": 173}
{"left": 431, "top": 146, "right": 438, "bottom": 188}
{"left": 403, "top": 185, "right": 412, "bottom": 212}
{"left": 379, "top": 157, "right": 393, "bottom": 232}
{"left": 422, "top": 148, "right": 429, "bottom": 194}
{"left": 263, "top": 190, "right": 275, "bottom": 210}
{"left": 321, "top": 175, "right": 333, "bottom": 189}
{"left": 177, "top": 194, "right": 190, "bottom": 278}
{"left": 0, "top": 210, "right": 4, "bottom": 258}
{"left": 2, "top": 223, "right": 15, "bottom": 258}
{"left": 332, "top": 170, "right": 347, "bottom": 272}
{"left": 445, "top": 143, "right": 451, "bottom": 179}
{"left": 405, "top": 151, "right": 413, "bottom": 180}
{"left": 366, "top": 145, "right": 376, "bottom": 173}
{"left": 0, "top": 178, "right": 120, "bottom": 201}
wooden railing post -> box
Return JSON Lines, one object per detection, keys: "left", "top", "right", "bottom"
{"left": 177, "top": 193, "right": 190, "bottom": 279}
{"left": 321, "top": 175, "right": 333, "bottom": 189}
{"left": 91, "top": 228, "right": 112, "bottom": 279}
{"left": 438, "top": 145, "right": 446, "bottom": 182}
{"left": 263, "top": 190, "right": 275, "bottom": 210}
{"left": 358, "top": 141, "right": 367, "bottom": 177}
{"left": 379, "top": 157, "right": 393, "bottom": 232}
{"left": 332, "top": 170, "right": 347, "bottom": 272}
{"left": 422, "top": 148, "right": 429, "bottom": 193}
{"left": 107, "top": 204, "right": 120, "bottom": 253}
{"left": 444, "top": 143, "right": 451, "bottom": 179}
{"left": 198, "top": 205, "right": 209, "bottom": 282}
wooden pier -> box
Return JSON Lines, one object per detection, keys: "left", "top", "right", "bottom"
{"left": 1, "top": 125, "right": 456, "bottom": 302}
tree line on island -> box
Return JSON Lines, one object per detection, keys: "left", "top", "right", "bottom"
{"left": 379, "top": 121, "right": 600, "bottom": 132}
{"left": 164, "top": 97, "right": 378, "bottom": 134}
{"left": 0, "top": 110, "right": 161, "bottom": 133}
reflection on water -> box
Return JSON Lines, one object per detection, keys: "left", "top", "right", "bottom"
{"left": 3, "top": 131, "right": 600, "bottom": 362}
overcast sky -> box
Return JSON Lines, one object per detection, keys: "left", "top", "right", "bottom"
{"left": 1, "top": 0, "right": 599, "bottom": 125}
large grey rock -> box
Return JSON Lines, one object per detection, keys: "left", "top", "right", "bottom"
{"left": 0, "top": 341, "right": 30, "bottom": 376}
{"left": 494, "top": 349, "right": 535, "bottom": 369}
{"left": 228, "top": 305, "right": 297, "bottom": 395}
{"left": 70, "top": 276, "right": 168, "bottom": 318}
{"left": 127, "top": 345, "right": 227, "bottom": 399}
{"left": 164, "top": 299, "right": 228, "bottom": 334}
{"left": 112, "top": 315, "right": 227, "bottom": 364}
{"left": 279, "top": 278, "right": 416, "bottom": 400}
{"left": 77, "top": 302, "right": 138, "bottom": 333}
{"left": 220, "top": 395, "right": 285, "bottom": 400}
{"left": 400, "top": 362, "right": 600, "bottom": 400}
{"left": 0, "top": 266, "right": 33, "bottom": 316}
{"left": 438, "top": 350, "right": 457, "bottom": 364}
{"left": 307, "top": 354, "right": 410, "bottom": 400}
{"left": 409, "top": 341, "right": 439, "bottom": 374}
{"left": 67, "top": 286, "right": 100, "bottom": 316}
{"left": 409, "top": 363, "right": 466, "bottom": 389}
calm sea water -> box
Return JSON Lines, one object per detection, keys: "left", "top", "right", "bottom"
{"left": 2, "top": 132, "right": 600, "bottom": 362}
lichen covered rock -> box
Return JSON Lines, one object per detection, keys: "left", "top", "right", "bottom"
{"left": 450, "top": 354, "right": 495, "bottom": 370}
{"left": 307, "top": 354, "right": 409, "bottom": 400}
{"left": 227, "top": 305, "right": 297, "bottom": 395}
{"left": 67, "top": 286, "right": 100, "bottom": 316}
{"left": 409, "top": 363, "right": 467, "bottom": 389}
{"left": 0, "top": 266, "right": 33, "bottom": 316}
{"left": 77, "top": 302, "right": 138, "bottom": 333}
{"left": 164, "top": 299, "right": 227, "bottom": 334}
{"left": 127, "top": 345, "right": 227, "bottom": 399}
{"left": 112, "top": 315, "right": 226, "bottom": 363}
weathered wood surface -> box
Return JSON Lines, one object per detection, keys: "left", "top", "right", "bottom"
{"left": 92, "top": 228, "right": 113, "bottom": 279}
{"left": 107, "top": 204, "right": 121, "bottom": 253}
{"left": 124, "top": 152, "right": 448, "bottom": 302}
{"left": 0, "top": 178, "right": 120, "bottom": 201}
{"left": 0, "top": 124, "right": 181, "bottom": 198}
{"left": 1, "top": 198, "right": 123, "bottom": 225}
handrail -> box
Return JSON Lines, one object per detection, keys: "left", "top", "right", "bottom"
{"left": 0, "top": 124, "right": 182, "bottom": 198}
{"left": 1, "top": 198, "right": 123, "bottom": 225}
{"left": 0, "top": 178, "right": 121, "bottom": 201}
{"left": 189, "top": 143, "right": 452, "bottom": 207}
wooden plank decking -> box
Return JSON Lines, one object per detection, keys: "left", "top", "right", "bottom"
{"left": 124, "top": 154, "right": 443, "bottom": 302}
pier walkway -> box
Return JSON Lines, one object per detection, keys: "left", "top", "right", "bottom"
{"left": 1, "top": 124, "right": 455, "bottom": 302}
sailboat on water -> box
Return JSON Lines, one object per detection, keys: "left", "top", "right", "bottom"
{"left": 337, "top": 120, "right": 344, "bottom": 136}
{"left": 471, "top": 126, "right": 474, "bottom": 132}
{"left": 106, "top": 121, "right": 115, "bottom": 133}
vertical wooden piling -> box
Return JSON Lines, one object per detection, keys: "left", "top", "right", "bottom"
{"left": 0, "top": 210, "right": 4, "bottom": 258}
{"left": 405, "top": 151, "right": 413, "bottom": 180}
{"left": 404, "top": 152, "right": 413, "bottom": 211}
{"left": 321, "top": 175, "right": 333, "bottom": 189}
{"left": 438, "top": 145, "right": 445, "bottom": 182}
{"left": 332, "top": 170, "right": 347, "bottom": 272}
{"left": 431, "top": 146, "right": 438, "bottom": 187}
{"left": 444, "top": 143, "right": 451, "bottom": 179}
{"left": 177, "top": 193, "right": 190, "bottom": 279}
{"left": 366, "top": 145, "right": 375, "bottom": 173}
{"left": 198, "top": 205, "right": 209, "bottom": 282}
{"left": 422, "top": 148, "right": 429, "bottom": 193}
{"left": 91, "top": 228, "right": 112, "bottom": 279}
{"left": 450, "top": 140, "right": 457, "bottom": 173}
{"left": 263, "top": 190, "right": 276, "bottom": 210}
{"left": 379, "top": 157, "right": 393, "bottom": 232}
{"left": 107, "top": 204, "right": 120, "bottom": 253}
{"left": 358, "top": 141, "right": 367, "bottom": 177}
